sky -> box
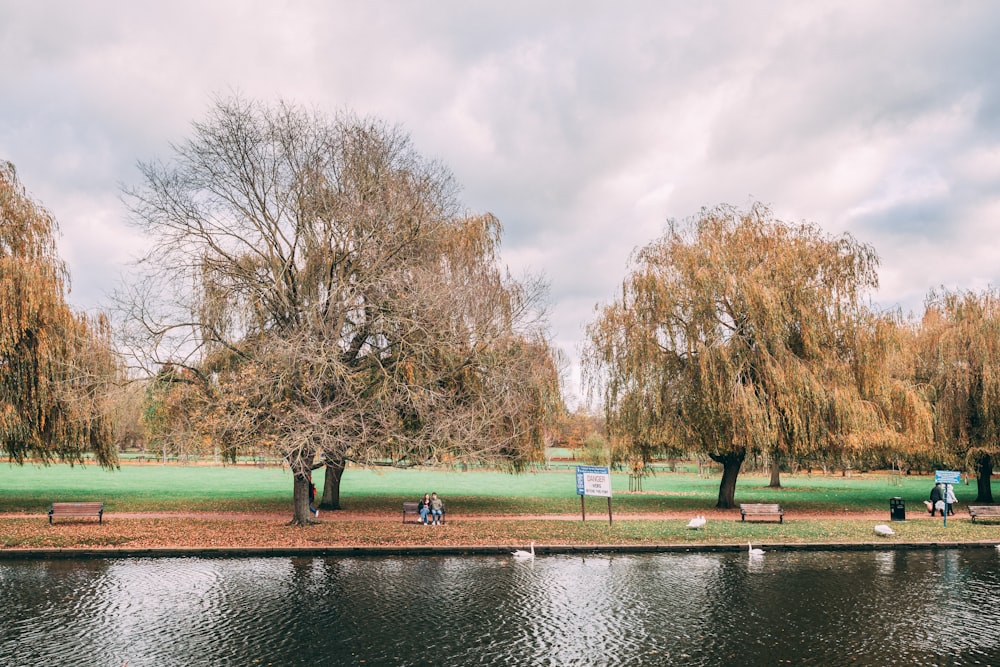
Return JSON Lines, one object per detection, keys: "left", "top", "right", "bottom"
{"left": 3, "top": 1, "right": 1000, "bottom": 407}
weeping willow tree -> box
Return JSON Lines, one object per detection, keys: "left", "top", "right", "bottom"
{"left": 586, "top": 203, "right": 931, "bottom": 507}
{"left": 848, "top": 312, "right": 936, "bottom": 472}
{"left": 916, "top": 288, "right": 1000, "bottom": 502}
{"left": 0, "top": 160, "right": 118, "bottom": 466}
{"left": 120, "top": 97, "right": 558, "bottom": 524}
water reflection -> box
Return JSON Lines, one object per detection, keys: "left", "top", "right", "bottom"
{"left": 0, "top": 549, "right": 998, "bottom": 666}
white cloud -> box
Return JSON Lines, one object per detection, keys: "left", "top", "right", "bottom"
{"left": 3, "top": 0, "right": 1000, "bottom": 404}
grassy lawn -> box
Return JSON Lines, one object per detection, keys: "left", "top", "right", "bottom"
{"left": 0, "top": 461, "right": 992, "bottom": 517}
{"left": 3, "top": 463, "right": 998, "bottom": 551}
{"left": 0, "top": 463, "right": 294, "bottom": 513}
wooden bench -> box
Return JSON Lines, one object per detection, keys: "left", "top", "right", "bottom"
{"left": 402, "top": 501, "right": 446, "bottom": 524}
{"left": 967, "top": 505, "right": 1000, "bottom": 523}
{"left": 740, "top": 503, "right": 784, "bottom": 523}
{"left": 402, "top": 501, "right": 421, "bottom": 523}
{"left": 49, "top": 502, "right": 104, "bottom": 524}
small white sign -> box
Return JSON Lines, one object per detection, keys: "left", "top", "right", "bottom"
{"left": 576, "top": 466, "right": 612, "bottom": 498}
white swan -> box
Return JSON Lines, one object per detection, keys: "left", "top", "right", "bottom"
{"left": 687, "top": 515, "right": 707, "bottom": 529}
{"left": 748, "top": 541, "right": 764, "bottom": 556}
{"left": 512, "top": 541, "right": 535, "bottom": 559}
{"left": 873, "top": 524, "right": 895, "bottom": 537}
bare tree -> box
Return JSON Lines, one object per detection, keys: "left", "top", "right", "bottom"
{"left": 120, "top": 97, "right": 558, "bottom": 523}
{"left": 104, "top": 377, "right": 149, "bottom": 453}
{"left": 1, "top": 160, "right": 118, "bottom": 466}
{"left": 585, "top": 203, "right": 931, "bottom": 507}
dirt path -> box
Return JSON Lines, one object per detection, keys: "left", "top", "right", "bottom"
{"left": 1, "top": 508, "right": 934, "bottom": 522}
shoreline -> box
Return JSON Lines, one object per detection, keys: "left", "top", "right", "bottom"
{"left": 2, "top": 508, "right": 998, "bottom": 559}
{"left": 4, "top": 505, "right": 997, "bottom": 557}
{"left": 3, "top": 540, "right": 999, "bottom": 560}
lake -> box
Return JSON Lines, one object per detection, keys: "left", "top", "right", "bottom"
{"left": 1, "top": 548, "right": 998, "bottom": 665}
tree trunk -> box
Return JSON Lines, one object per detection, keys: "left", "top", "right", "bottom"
{"left": 321, "top": 456, "right": 346, "bottom": 510}
{"left": 710, "top": 449, "right": 746, "bottom": 509}
{"left": 769, "top": 452, "right": 782, "bottom": 488}
{"left": 975, "top": 453, "right": 994, "bottom": 503}
{"left": 291, "top": 473, "right": 314, "bottom": 525}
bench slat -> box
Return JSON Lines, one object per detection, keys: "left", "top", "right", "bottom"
{"left": 968, "top": 505, "right": 1000, "bottom": 523}
{"left": 49, "top": 502, "right": 104, "bottom": 524}
{"left": 740, "top": 503, "right": 784, "bottom": 523}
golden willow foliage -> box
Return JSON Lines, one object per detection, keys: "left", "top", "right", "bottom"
{"left": 140, "top": 365, "right": 209, "bottom": 460}
{"left": 916, "top": 288, "right": 1000, "bottom": 501}
{"left": 0, "top": 161, "right": 118, "bottom": 466}
{"left": 122, "top": 98, "right": 559, "bottom": 522}
{"left": 585, "top": 203, "right": 931, "bottom": 505}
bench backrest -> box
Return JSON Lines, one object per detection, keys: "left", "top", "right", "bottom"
{"left": 740, "top": 504, "right": 782, "bottom": 511}
{"left": 402, "top": 502, "right": 419, "bottom": 512}
{"left": 50, "top": 502, "right": 103, "bottom": 513}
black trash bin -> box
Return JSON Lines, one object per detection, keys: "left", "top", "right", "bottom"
{"left": 890, "top": 497, "right": 905, "bottom": 521}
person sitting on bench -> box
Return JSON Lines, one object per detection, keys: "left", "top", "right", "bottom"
{"left": 417, "top": 493, "right": 431, "bottom": 525}
{"left": 429, "top": 492, "right": 445, "bottom": 525}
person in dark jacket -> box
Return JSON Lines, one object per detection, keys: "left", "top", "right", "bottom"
{"left": 928, "top": 483, "right": 944, "bottom": 517}
{"left": 309, "top": 481, "right": 320, "bottom": 518}
{"left": 417, "top": 493, "right": 431, "bottom": 525}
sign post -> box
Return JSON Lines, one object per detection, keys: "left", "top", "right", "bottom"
{"left": 576, "top": 465, "right": 613, "bottom": 526}
{"left": 935, "top": 470, "right": 961, "bottom": 527}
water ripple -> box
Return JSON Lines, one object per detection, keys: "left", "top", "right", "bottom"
{"left": 2, "top": 549, "right": 1000, "bottom": 665}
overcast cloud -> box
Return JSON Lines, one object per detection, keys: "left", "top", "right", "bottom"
{"left": 3, "top": 1, "right": 1000, "bottom": 406}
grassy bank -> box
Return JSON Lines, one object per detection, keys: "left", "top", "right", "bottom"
{"left": 1, "top": 463, "right": 997, "bottom": 550}
{"left": 3, "top": 516, "right": 999, "bottom": 551}
{"left": 0, "top": 462, "right": 990, "bottom": 514}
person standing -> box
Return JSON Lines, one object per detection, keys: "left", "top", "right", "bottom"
{"left": 928, "top": 483, "right": 944, "bottom": 517}
{"left": 430, "top": 492, "right": 445, "bottom": 525}
{"left": 309, "top": 480, "right": 320, "bottom": 518}
{"left": 945, "top": 484, "right": 957, "bottom": 516}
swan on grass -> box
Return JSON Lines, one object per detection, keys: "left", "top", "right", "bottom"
{"left": 687, "top": 515, "right": 706, "bottom": 529}
{"left": 748, "top": 542, "right": 764, "bottom": 556}
{"left": 873, "top": 524, "right": 895, "bottom": 537}
{"left": 512, "top": 542, "right": 535, "bottom": 559}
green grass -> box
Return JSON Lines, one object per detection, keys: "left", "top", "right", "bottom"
{"left": 1, "top": 462, "right": 993, "bottom": 517}
{"left": 2, "top": 463, "right": 998, "bottom": 549}
{"left": 0, "top": 463, "right": 294, "bottom": 513}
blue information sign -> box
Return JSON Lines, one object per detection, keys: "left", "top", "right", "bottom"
{"left": 935, "top": 470, "right": 961, "bottom": 485}
{"left": 935, "top": 470, "right": 961, "bottom": 527}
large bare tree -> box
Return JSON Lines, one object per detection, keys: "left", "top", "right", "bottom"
{"left": 0, "top": 160, "right": 118, "bottom": 466}
{"left": 585, "top": 203, "right": 930, "bottom": 507}
{"left": 120, "top": 97, "right": 557, "bottom": 523}
{"left": 916, "top": 288, "right": 1000, "bottom": 502}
